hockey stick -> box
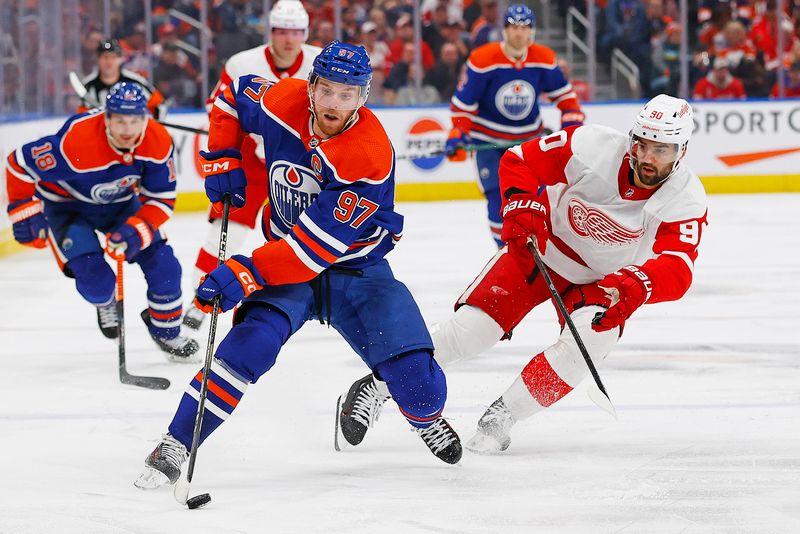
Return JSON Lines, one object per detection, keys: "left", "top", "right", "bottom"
{"left": 173, "top": 195, "right": 231, "bottom": 509}
{"left": 526, "top": 237, "right": 616, "bottom": 419}
{"left": 68, "top": 71, "right": 209, "bottom": 135}
{"left": 395, "top": 140, "right": 521, "bottom": 161}
{"left": 114, "top": 254, "right": 171, "bottom": 390}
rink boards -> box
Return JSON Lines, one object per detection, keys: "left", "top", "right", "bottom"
{"left": 2, "top": 99, "right": 800, "bottom": 253}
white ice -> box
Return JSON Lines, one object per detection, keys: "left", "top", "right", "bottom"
{"left": 1, "top": 195, "right": 799, "bottom": 534}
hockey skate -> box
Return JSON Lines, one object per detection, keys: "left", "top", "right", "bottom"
{"left": 134, "top": 434, "right": 189, "bottom": 489}
{"left": 140, "top": 310, "right": 201, "bottom": 363}
{"left": 335, "top": 374, "right": 392, "bottom": 450}
{"left": 96, "top": 300, "right": 118, "bottom": 339}
{"left": 417, "top": 418, "right": 462, "bottom": 464}
{"left": 182, "top": 305, "right": 205, "bottom": 330}
{"left": 465, "top": 398, "right": 516, "bottom": 454}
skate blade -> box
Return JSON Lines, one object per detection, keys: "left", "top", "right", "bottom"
{"left": 134, "top": 466, "right": 172, "bottom": 490}
{"left": 164, "top": 351, "right": 203, "bottom": 364}
{"left": 333, "top": 394, "right": 349, "bottom": 452}
{"left": 464, "top": 432, "right": 510, "bottom": 455}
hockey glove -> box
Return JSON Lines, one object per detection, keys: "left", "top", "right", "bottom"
{"left": 591, "top": 266, "right": 652, "bottom": 332}
{"left": 106, "top": 216, "right": 154, "bottom": 259}
{"left": 7, "top": 198, "right": 48, "bottom": 249}
{"left": 560, "top": 110, "right": 585, "bottom": 129}
{"left": 195, "top": 254, "right": 265, "bottom": 313}
{"left": 445, "top": 128, "right": 471, "bottom": 162}
{"left": 199, "top": 148, "right": 247, "bottom": 212}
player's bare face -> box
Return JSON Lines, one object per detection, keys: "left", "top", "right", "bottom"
{"left": 106, "top": 114, "right": 147, "bottom": 149}
{"left": 632, "top": 137, "right": 678, "bottom": 187}
{"left": 271, "top": 28, "right": 306, "bottom": 66}
{"left": 504, "top": 24, "right": 533, "bottom": 53}
{"left": 311, "top": 79, "right": 362, "bottom": 138}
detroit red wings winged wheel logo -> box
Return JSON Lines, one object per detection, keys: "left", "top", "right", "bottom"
{"left": 567, "top": 198, "right": 644, "bottom": 246}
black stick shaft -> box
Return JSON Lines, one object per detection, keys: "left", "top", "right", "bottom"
{"left": 186, "top": 197, "right": 230, "bottom": 485}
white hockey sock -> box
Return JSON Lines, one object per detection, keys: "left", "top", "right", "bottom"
{"left": 192, "top": 219, "right": 250, "bottom": 287}
{"left": 430, "top": 305, "right": 504, "bottom": 368}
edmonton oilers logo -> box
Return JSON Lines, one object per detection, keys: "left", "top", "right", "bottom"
{"left": 406, "top": 117, "right": 446, "bottom": 171}
{"left": 270, "top": 160, "right": 320, "bottom": 227}
{"left": 91, "top": 175, "right": 138, "bottom": 204}
{"left": 495, "top": 80, "right": 535, "bottom": 120}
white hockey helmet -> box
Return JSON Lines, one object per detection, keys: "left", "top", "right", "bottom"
{"left": 628, "top": 94, "right": 694, "bottom": 182}
{"left": 270, "top": 0, "right": 310, "bottom": 38}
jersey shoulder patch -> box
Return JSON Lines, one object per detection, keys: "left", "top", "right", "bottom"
{"left": 569, "top": 125, "right": 628, "bottom": 177}
{"left": 526, "top": 44, "right": 557, "bottom": 66}
{"left": 262, "top": 78, "right": 310, "bottom": 137}
{"left": 60, "top": 113, "right": 121, "bottom": 172}
{"left": 136, "top": 119, "right": 173, "bottom": 162}
{"left": 226, "top": 46, "right": 269, "bottom": 77}
{"left": 467, "top": 43, "right": 508, "bottom": 71}
{"left": 318, "top": 108, "right": 393, "bottom": 184}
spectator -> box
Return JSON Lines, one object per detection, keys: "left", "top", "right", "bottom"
{"left": 471, "top": 0, "right": 501, "bottom": 48}
{"left": 651, "top": 21, "right": 683, "bottom": 96}
{"left": 152, "top": 22, "right": 199, "bottom": 80}
{"left": 81, "top": 30, "right": 105, "bottom": 76}
{"left": 359, "top": 21, "right": 390, "bottom": 103}
{"left": 383, "top": 42, "right": 439, "bottom": 105}
{"left": 310, "top": 19, "right": 335, "bottom": 48}
{"left": 386, "top": 14, "right": 435, "bottom": 75}
{"left": 693, "top": 55, "right": 746, "bottom": 99}
{"left": 213, "top": 0, "right": 260, "bottom": 63}
{"left": 368, "top": 7, "right": 393, "bottom": 42}
{"left": 154, "top": 43, "right": 199, "bottom": 107}
{"left": 712, "top": 21, "right": 757, "bottom": 69}
{"left": 749, "top": 0, "right": 799, "bottom": 71}
{"left": 601, "top": 0, "right": 653, "bottom": 95}
{"left": 440, "top": 18, "right": 470, "bottom": 61}
{"left": 422, "top": 1, "right": 448, "bottom": 56}
{"left": 770, "top": 60, "right": 800, "bottom": 97}
{"left": 558, "top": 58, "right": 591, "bottom": 102}
{"left": 341, "top": 7, "right": 360, "bottom": 43}
{"left": 698, "top": 1, "right": 733, "bottom": 48}
{"left": 424, "top": 41, "right": 463, "bottom": 101}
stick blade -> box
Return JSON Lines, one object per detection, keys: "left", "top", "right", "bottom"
{"left": 120, "top": 371, "right": 171, "bottom": 390}
{"left": 587, "top": 384, "right": 618, "bottom": 420}
{"left": 174, "top": 477, "right": 190, "bottom": 505}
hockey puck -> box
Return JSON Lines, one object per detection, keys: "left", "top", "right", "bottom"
{"left": 187, "top": 493, "right": 211, "bottom": 509}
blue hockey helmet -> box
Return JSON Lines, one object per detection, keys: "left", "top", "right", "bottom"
{"left": 505, "top": 4, "right": 535, "bottom": 27}
{"left": 311, "top": 40, "right": 372, "bottom": 87}
{"left": 106, "top": 81, "right": 148, "bottom": 115}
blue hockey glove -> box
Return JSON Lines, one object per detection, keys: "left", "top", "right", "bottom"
{"left": 194, "top": 254, "right": 265, "bottom": 313}
{"left": 7, "top": 198, "right": 48, "bottom": 248}
{"left": 560, "top": 110, "right": 585, "bottom": 129}
{"left": 199, "top": 148, "right": 247, "bottom": 212}
{"left": 106, "top": 216, "right": 154, "bottom": 259}
{"left": 445, "top": 128, "right": 471, "bottom": 162}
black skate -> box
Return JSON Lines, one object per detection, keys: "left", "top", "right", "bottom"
{"left": 134, "top": 433, "right": 189, "bottom": 489}
{"left": 465, "top": 397, "right": 516, "bottom": 454}
{"left": 335, "top": 374, "right": 391, "bottom": 450}
{"left": 140, "top": 309, "right": 201, "bottom": 362}
{"left": 417, "top": 418, "right": 462, "bottom": 464}
{"left": 96, "top": 301, "right": 118, "bottom": 339}
{"left": 182, "top": 305, "right": 205, "bottom": 330}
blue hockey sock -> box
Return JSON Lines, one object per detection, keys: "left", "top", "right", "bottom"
{"left": 375, "top": 350, "right": 446, "bottom": 429}
{"left": 138, "top": 241, "right": 183, "bottom": 339}
{"left": 168, "top": 305, "right": 291, "bottom": 448}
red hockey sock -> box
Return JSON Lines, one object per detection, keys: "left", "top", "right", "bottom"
{"left": 520, "top": 352, "right": 574, "bottom": 407}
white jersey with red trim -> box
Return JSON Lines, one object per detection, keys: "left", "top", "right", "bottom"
{"left": 500, "top": 124, "right": 708, "bottom": 303}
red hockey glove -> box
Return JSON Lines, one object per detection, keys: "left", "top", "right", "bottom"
{"left": 106, "top": 216, "right": 154, "bottom": 259}
{"left": 445, "top": 128, "right": 471, "bottom": 162}
{"left": 7, "top": 198, "right": 47, "bottom": 248}
{"left": 194, "top": 254, "right": 265, "bottom": 313}
{"left": 501, "top": 193, "right": 549, "bottom": 277}
{"left": 199, "top": 148, "right": 247, "bottom": 213}
{"left": 591, "top": 266, "right": 652, "bottom": 332}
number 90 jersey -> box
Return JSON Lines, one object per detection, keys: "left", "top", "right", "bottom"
{"left": 499, "top": 124, "right": 709, "bottom": 304}
{"left": 208, "top": 76, "right": 403, "bottom": 283}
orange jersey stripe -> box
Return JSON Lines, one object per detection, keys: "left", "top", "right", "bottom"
{"left": 195, "top": 372, "right": 240, "bottom": 408}
{"left": 292, "top": 225, "right": 338, "bottom": 264}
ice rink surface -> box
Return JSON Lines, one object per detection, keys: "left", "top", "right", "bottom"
{"left": 1, "top": 195, "right": 799, "bottom": 534}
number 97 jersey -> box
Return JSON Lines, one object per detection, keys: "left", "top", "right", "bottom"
{"left": 499, "top": 124, "right": 708, "bottom": 303}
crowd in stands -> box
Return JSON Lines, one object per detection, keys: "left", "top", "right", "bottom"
{"left": 6, "top": 0, "right": 800, "bottom": 114}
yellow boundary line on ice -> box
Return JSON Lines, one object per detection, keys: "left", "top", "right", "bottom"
{"left": 2, "top": 175, "right": 798, "bottom": 258}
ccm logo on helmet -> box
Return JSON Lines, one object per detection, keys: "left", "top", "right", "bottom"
{"left": 203, "top": 161, "right": 230, "bottom": 173}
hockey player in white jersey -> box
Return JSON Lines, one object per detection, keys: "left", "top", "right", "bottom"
{"left": 184, "top": 0, "right": 322, "bottom": 330}
{"left": 335, "top": 95, "right": 708, "bottom": 454}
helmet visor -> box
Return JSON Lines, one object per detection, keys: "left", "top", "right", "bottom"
{"left": 627, "top": 133, "right": 680, "bottom": 166}
{"left": 311, "top": 77, "right": 367, "bottom": 111}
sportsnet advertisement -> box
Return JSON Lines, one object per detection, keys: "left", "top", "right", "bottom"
{"left": 2, "top": 100, "right": 800, "bottom": 235}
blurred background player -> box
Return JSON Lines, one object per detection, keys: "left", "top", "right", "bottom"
{"left": 79, "top": 38, "right": 168, "bottom": 120}
{"left": 447, "top": 4, "right": 584, "bottom": 247}
{"left": 5, "top": 82, "right": 198, "bottom": 361}
{"left": 135, "top": 42, "right": 461, "bottom": 490}
{"left": 336, "top": 95, "right": 708, "bottom": 455}
{"left": 183, "top": 0, "right": 322, "bottom": 331}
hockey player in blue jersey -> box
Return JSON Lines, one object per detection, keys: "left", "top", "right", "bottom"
{"left": 4, "top": 82, "right": 199, "bottom": 360}
{"left": 134, "top": 41, "right": 462, "bottom": 490}
{"left": 447, "top": 4, "right": 585, "bottom": 246}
